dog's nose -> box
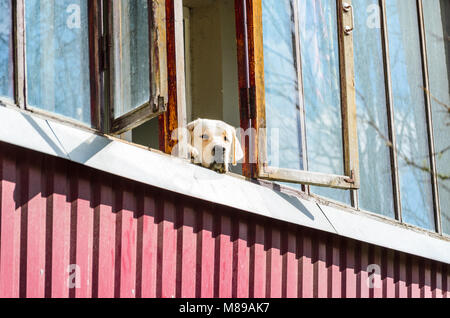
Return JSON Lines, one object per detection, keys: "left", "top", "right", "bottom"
{"left": 212, "top": 146, "right": 226, "bottom": 162}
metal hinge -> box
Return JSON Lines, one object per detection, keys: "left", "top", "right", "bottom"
{"left": 152, "top": 95, "right": 166, "bottom": 113}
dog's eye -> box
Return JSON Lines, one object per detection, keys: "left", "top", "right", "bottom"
{"left": 201, "top": 134, "right": 209, "bottom": 140}
{"left": 224, "top": 136, "right": 229, "bottom": 142}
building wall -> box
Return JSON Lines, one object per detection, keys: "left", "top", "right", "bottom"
{"left": 0, "top": 141, "right": 449, "bottom": 298}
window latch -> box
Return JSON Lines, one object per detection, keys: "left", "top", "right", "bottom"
{"left": 344, "top": 170, "right": 355, "bottom": 184}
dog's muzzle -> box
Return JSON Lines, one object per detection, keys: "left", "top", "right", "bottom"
{"left": 210, "top": 145, "right": 227, "bottom": 173}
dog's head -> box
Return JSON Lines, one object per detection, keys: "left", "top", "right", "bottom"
{"left": 185, "top": 119, "right": 244, "bottom": 173}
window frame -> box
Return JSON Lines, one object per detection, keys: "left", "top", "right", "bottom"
{"left": 5, "top": 0, "right": 104, "bottom": 129}
{"left": 377, "top": 0, "right": 443, "bottom": 234}
{"left": 235, "top": 0, "right": 360, "bottom": 190}
{"left": 238, "top": 0, "right": 446, "bottom": 234}
{"left": 1, "top": 0, "right": 168, "bottom": 138}
{"left": 106, "top": 0, "right": 168, "bottom": 135}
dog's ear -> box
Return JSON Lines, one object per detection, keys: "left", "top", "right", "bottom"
{"left": 186, "top": 119, "right": 197, "bottom": 133}
{"left": 186, "top": 118, "right": 202, "bottom": 134}
{"left": 231, "top": 128, "right": 244, "bottom": 166}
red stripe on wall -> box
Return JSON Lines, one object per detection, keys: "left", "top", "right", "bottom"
{"left": 71, "top": 170, "right": 93, "bottom": 298}
{"left": 118, "top": 186, "right": 138, "bottom": 298}
{"left": 139, "top": 189, "right": 158, "bottom": 298}
{"left": 283, "top": 230, "right": 298, "bottom": 298}
{"left": 299, "top": 230, "right": 313, "bottom": 298}
{"left": 48, "top": 160, "right": 71, "bottom": 298}
{"left": 96, "top": 175, "right": 116, "bottom": 298}
{"left": 0, "top": 151, "right": 21, "bottom": 297}
{"left": 26, "top": 158, "right": 46, "bottom": 298}
{"left": 251, "top": 222, "right": 266, "bottom": 298}
{"left": 216, "top": 214, "right": 233, "bottom": 298}
{"left": 329, "top": 237, "right": 342, "bottom": 298}
{"left": 358, "top": 243, "right": 369, "bottom": 298}
{"left": 178, "top": 206, "right": 197, "bottom": 298}
{"left": 158, "top": 198, "right": 177, "bottom": 298}
{"left": 267, "top": 227, "right": 282, "bottom": 298}
{"left": 198, "top": 209, "right": 215, "bottom": 298}
{"left": 233, "top": 219, "right": 250, "bottom": 298}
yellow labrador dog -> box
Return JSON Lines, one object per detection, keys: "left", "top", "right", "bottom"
{"left": 176, "top": 119, "right": 244, "bottom": 173}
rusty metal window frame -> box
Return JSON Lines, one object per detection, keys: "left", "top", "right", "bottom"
{"left": 238, "top": 0, "right": 360, "bottom": 191}
{"left": 106, "top": 0, "right": 168, "bottom": 135}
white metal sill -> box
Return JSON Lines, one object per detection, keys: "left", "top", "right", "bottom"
{"left": 0, "top": 104, "right": 449, "bottom": 265}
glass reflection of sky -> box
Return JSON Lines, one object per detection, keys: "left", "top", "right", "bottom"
{"left": 387, "top": 0, "right": 435, "bottom": 230}
{"left": 261, "top": 0, "right": 447, "bottom": 221}
{"left": 423, "top": 0, "right": 450, "bottom": 235}
{"left": 298, "top": 0, "right": 348, "bottom": 204}
{"left": 0, "top": 0, "right": 13, "bottom": 99}
{"left": 114, "top": 0, "right": 150, "bottom": 119}
{"left": 262, "top": 0, "right": 302, "bottom": 171}
{"left": 298, "top": 0, "right": 343, "bottom": 178}
{"left": 25, "top": 0, "right": 91, "bottom": 124}
{"left": 354, "top": 0, "right": 395, "bottom": 218}
{"left": 262, "top": 0, "right": 348, "bottom": 203}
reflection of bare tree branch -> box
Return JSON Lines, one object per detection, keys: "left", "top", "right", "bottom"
{"left": 424, "top": 88, "right": 450, "bottom": 126}
{"left": 359, "top": 100, "right": 450, "bottom": 187}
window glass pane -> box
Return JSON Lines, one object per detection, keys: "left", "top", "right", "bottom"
{"left": 113, "top": 0, "right": 150, "bottom": 119}
{"left": 299, "top": 0, "right": 343, "bottom": 176}
{"left": 0, "top": 0, "right": 13, "bottom": 99}
{"left": 423, "top": 0, "right": 450, "bottom": 235}
{"left": 354, "top": 0, "right": 395, "bottom": 218}
{"left": 262, "top": 0, "right": 348, "bottom": 202}
{"left": 299, "top": 0, "right": 347, "bottom": 203}
{"left": 387, "top": 0, "right": 435, "bottom": 230}
{"left": 25, "top": 0, "right": 91, "bottom": 124}
{"left": 262, "top": 0, "right": 303, "bottom": 171}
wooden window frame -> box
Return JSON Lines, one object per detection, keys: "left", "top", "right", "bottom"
{"left": 106, "top": 0, "right": 168, "bottom": 135}
{"left": 158, "top": 0, "right": 186, "bottom": 154}
{"left": 235, "top": 0, "right": 360, "bottom": 190}
{"left": 3, "top": 0, "right": 104, "bottom": 130}
{"left": 2, "top": 0, "right": 169, "bottom": 139}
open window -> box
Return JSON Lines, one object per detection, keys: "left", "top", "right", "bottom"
{"left": 4, "top": 0, "right": 102, "bottom": 127}
{"left": 107, "top": 0, "right": 168, "bottom": 136}
{"left": 181, "top": 0, "right": 241, "bottom": 172}
{"left": 243, "top": 0, "right": 360, "bottom": 191}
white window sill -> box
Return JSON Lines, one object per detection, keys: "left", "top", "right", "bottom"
{"left": 0, "top": 105, "right": 449, "bottom": 265}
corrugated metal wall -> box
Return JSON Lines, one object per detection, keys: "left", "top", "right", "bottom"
{"left": 0, "top": 141, "right": 449, "bottom": 298}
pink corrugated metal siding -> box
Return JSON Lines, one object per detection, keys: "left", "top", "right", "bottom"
{"left": 0, "top": 141, "right": 449, "bottom": 298}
